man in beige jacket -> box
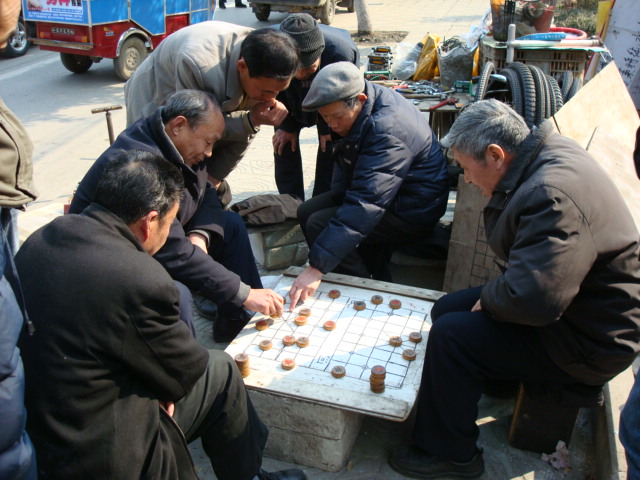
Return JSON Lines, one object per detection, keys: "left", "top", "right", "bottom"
{"left": 125, "top": 21, "right": 299, "bottom": 186}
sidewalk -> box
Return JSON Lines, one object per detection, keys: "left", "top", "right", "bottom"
{"left": 190, "top": 2, "right": 600, "bottom": 479}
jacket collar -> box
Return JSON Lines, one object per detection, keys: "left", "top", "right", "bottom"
{"left": 82, "top": 203, "right": 147, "bottom": 253}
{"left": 222, "top": 42, "right": 244, "bottom": 113}
{"left": 487, "top": 120, "right": 553, "bottom": 209}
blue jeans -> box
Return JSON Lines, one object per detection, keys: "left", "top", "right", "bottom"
{"left": 621, "top": 372, "right": 640, "bottom": 480}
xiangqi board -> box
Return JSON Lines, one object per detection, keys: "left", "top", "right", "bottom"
{"left": 225, "top": 268, "right": 442, "bottom": 420}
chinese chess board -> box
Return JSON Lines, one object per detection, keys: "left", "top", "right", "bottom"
{"left": 225, "top": 268, "right": 444, "bottom": 421}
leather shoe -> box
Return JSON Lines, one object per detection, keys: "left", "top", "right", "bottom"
{"left": 257, "top": 468, "right": 307, "bottom": 480}
{"left": 218, "top": 2, "right": 226, "bottom": 8}
{"left": 213, "top": 309, "right": 253, "bottom": 343}
{"left": 235, "top": 2, "right": 247, "bottom": 6}
{"left": 389, "top": 445, "right": 484, "bottom": 479}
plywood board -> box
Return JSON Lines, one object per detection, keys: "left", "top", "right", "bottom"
{"left": 586, "top": 126, "right": 640, "bottom": 231}
{"left": 225, "top": 268, "right": 444, "bottom": 421}
{"left": 553, "top": 62, "right": 640, "bottom": 150}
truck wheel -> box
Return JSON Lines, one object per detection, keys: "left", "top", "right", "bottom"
{"left": 255, "top": 4, "right": 270, "bottom": 21}
{"left": 1, "top": 20, "right": 30, "bottom": 58}
{"left": 318, "top": 0, "right": 336, "bottom": 24}
{"left": 114, "top": 37, "right": 147, "bottom": 81}
{"left": 60, "top": 53, "right": 93, "bottom": 74}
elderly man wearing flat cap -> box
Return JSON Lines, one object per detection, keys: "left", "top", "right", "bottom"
{"left": 273, "top": 14, "right": 360, "bottom": 200}
{"left": 288, "top": 61, "right": 449, "bottom": 309}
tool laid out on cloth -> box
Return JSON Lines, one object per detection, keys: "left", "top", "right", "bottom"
{"left": 428, "top": 97, "right": 459, "bottom": 111}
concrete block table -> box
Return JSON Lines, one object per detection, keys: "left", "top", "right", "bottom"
{"left": 225, "top": 266, "right": 445, "bottom": 471}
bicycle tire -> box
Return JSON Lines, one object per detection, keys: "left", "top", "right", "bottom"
{"left": 545, "top": 74, "right": 564, "bottom": 116}
{"left": 528, "top": 65, "right": 548, "bottom": 124}
{"left": 557, "top": 70, "right": 573, "bottom": 103}
{"left": 475, "top": 61, "right": 496, "bottom": 102}
{"left": 500, "top": 68, "right": 524, "bottom": 118}
{"left": 507, "top": 62, "right": 536, "bottom": 128}
{"left": 566, "top": 76, "right": 583, "bottom": 103}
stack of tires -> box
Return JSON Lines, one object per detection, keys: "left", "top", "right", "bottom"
{"left": 475, "top": 61, "right": 583, "bottom": 128}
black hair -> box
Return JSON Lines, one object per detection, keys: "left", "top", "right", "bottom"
{"left": 240, "top": 28, "right": 299, "bottom": 79}
{"left": 161, "top": 89, "right": 221, "bottom": 128}
{"left": 94, "top": 150, "right": 184, "bottom": 224}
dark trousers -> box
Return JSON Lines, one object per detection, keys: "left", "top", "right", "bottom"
{"left": 211, "top": 211, "right": 262, "bottom": 317}
{"left": 173, "top": 350, "right": 269, "bottom": 480}
{"left": 274, "top": 127, "right": 333, "bottom": 201}
{"left": 298, "top": 192, "right": 437, "bottom": 279}
{"left": 412, "top": 286, "right": 577, "bottom": 462}
{"left": 175, "top": 281, "right": 196, "bottom": 336}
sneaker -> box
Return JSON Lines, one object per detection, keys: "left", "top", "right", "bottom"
{"left": 389, "top": 445, "right": 484, "bottom": 479}
{"left": 257, "top": 469, "right": 307, "bottom": 480}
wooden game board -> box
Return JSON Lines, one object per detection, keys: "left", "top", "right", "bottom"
{"left": 225, "top": 267, "right": 445, "bottom": 421}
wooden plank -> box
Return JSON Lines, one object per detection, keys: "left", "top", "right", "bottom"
{"left": 553, "top": 62, "right": 640, "bottom": 151}
{"left": 283, "top": 266, "right": 446, "bottom": 302}
{"left": 585, "top": 126, "right": 640, "bottom": 231}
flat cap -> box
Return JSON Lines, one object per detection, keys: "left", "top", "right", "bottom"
{"left": 280, "top": 14, "right": 325, "bottom": 68}
{"left": 302, "top": 61, "right": 364, "bottom": 111}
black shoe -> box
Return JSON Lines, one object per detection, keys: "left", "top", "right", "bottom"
{"left": 218, "top": 2, "right": 226, "bottom": 8}
{"left": 193, "top": 294, "right": 218, "bottom": 321}
{"left": 212, "top": 309, "right": 253, "bottom": 343}
{"left": 235, "top": 2, "right": 248, "bottom": 6}
{"left": 257, "top": 469, "right": 307, "bottom": 480}
{"left": 389, "top": 445, "right": 484, "bottom": 479}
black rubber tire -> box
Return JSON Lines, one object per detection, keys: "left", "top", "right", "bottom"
{"left": 528, "top": 65, "right": 548, "bottom": 124}
{"left": 254, "top": 4, "right": 270, "bottom": 21}
{"left": 475, "top": 61, "right": 496, "bottom": 102}
{"left": 507, "top": 62, "right": 536, "bottom": 128}
{"left": 0, "top": 20, "right": 29, "bottom": 58}
{"left": 545, "top": 74, "right": 564, "bottom": 116}
{"left": 566, "top": 76, "right": 583, "bottom": 103}
{"left": 60, "top": 53, "right": 93, "bottom": 74}
{"left": 318, "top": 0, "right": 336, "bottom": 24}
{"left": 557, "top": 70, "right": 573, "bottom": 103}
{"left": 113, "top": 37, "right": 147, "bottom": 81}
{"left": 500, "top": 68, "right": 524, "bottom": 118}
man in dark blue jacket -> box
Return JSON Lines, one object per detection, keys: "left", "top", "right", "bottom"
{"left": 289, "top": 62, "right": 449, "bottom": 308}
{"left": 70, "top": 90, "right": 284, "bottom": 341}
{"left": 273, "top": 14, "right": 360, "bottom": 200}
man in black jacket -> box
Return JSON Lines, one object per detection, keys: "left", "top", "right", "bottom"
{"left": 273, "top": 14, "right": 360, "bottom": 200}
{"left": 289, "top": 62, "right": 449, "bottom": 309}
{"left": 70, "top": 90, "right": 284, "bottom": 342}
{"left": 389, "top": 100, "right": 640, "bottom": 479}
{"left": 17, "top": 151, "right": 305, "bottom": 480}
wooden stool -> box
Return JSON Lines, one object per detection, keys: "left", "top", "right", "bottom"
{"left": 508, "top": 382, "right": 603, "bottom": 453}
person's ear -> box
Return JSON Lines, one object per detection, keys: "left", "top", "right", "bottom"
{"left": 486, "top": 144, "right": 509, "bottom": 171}
{"left": 237, "top": 58, "right": 248, "bottom": 75}
{"left": 166, "top": 115, "right": 188, "bottom": 137}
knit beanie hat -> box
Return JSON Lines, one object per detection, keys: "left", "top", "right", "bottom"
{"left": 280, "top": 14, "right": 325, "bottom": 68}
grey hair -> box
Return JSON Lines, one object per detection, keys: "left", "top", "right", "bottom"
{"left": 161, "top": 89, "right": 221, "bottom": 128}
{"left": 342, "top": 94, "right": 361, "bottom": 109}
{"left": 440, "top": 99, "right": 530, "bottom": 162}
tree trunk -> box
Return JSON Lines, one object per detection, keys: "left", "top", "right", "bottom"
{"left": 355, "top": 0, "right": 373, "bottom": 35}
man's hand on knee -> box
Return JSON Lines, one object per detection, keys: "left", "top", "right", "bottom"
{"left": 189, "top": 232, "right": 208, "bottom": 254}
{"left": 273, "top": 129, "right": 297, "bottom": 155}
{"left": 244, "top": 288, "right": 285, "bottom": 317}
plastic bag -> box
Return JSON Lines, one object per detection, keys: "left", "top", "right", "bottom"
{"left": 412, "top": 34, "right": 440, "bottom": 81}
{"left": 393, "top": 42, "right": 423, "bottom": 81}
